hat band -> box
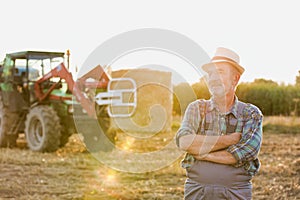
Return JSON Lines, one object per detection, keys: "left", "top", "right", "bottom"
{"left": 211, "top": 56, "right": 238, "bottom": 64}
{"left": 211, "top": 59, "right": 238, "bottom": 65}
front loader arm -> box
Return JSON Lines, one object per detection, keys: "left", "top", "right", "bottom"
{"left": 34, "top": 63, "right": 137, "bottom": 118}
{"left": 34, "top": 63, "right": 101, "bottom": 118}
{"left": 34, "top": 63, "right": 74, "bottom": 101}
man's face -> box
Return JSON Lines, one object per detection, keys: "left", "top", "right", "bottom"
{"left": 205, "top": 62, "right": 236, "bottom": 98}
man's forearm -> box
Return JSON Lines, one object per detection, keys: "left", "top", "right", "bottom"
{"left": 194, "top": 150, "right": 237, "bottom": 165}
{"left": 179, "top": 133, "right": 241, "bottom": 155}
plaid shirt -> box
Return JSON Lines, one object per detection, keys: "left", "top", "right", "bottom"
{"left": 176, "top": 97, "right": 263, "bottom": 176}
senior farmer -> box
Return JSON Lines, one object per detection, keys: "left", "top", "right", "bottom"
{"left": 176, "top": 47, "right": 263, "bottom": 199}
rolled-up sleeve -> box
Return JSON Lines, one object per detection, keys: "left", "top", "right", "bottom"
{"left": 227, "top": 105, "right": 263, "bottom": 165}
{"left": 176, "top": 101, "right": 201, "bottom": 148}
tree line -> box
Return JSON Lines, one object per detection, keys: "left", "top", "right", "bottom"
{"left": 173, "top": 77, "right": 300, "bottom": 116}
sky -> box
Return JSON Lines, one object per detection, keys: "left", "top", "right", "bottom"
{"left": 0, "top": 0, "right": 299, "bottom": 85}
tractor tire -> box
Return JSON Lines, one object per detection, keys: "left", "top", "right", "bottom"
{"left": 59, "top": 128, "right": 73, "bottom": 147}
{"left": 82, "top": 123, "right": 115, "bottom": 153}
{"left": 97, "top": 105, "right": 116, "bottom": 144}
{"left": 0, "top": 97, "right": 18, "bottom": 148}
{"left": 25, "top": 105, "right": 61, "bottom": 152}
{"left": 80, "top": 105, "right": 116, "bottom": 152}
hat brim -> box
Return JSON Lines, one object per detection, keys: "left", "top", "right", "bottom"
{"left": 201, "top": 60, "right": 245, "bottom": 75}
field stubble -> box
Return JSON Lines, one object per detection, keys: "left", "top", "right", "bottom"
{"left": 0, "top": 119, "right": 299, "bottom": 199}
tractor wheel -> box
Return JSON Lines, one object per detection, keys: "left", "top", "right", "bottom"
{"left": 81, "top": 105, "right": 116, "bottom": 152}
{"left": 59, "top": 128, "right": 73, "bottom": 147}
{"left": 25, "top": 105, "right": 61, "bottom": 152}
{"left": 0, "top": 97, "right": 18, "bottom": 147}
{"left": 97, "top": 105, "right": 116, "bottom": 144}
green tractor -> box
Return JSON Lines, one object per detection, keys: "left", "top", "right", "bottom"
{"left": 0, "top": 51, "right": 136, "bottom": 152}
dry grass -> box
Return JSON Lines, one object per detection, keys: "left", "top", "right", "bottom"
{"left": 263, "top": 116, "right": 300, "bottom": 126}
{"left": 0, "top": 122, "right": 299, "bottom": 199}
{"left": 263, "top": 116, "right": 300, "bottom": 134}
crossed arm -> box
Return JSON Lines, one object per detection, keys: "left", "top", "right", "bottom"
{"left": 176, "top": 101, "right": 263, "bottom": 166}
{"left": 179, "top": 133, "right": 241, "bottom": 164}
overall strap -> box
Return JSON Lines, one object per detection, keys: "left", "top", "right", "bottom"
{"left": 235, "top": 101, "right": 248, "bottom": 132}
{"left": 197, "top": 100, "right": 207, "bottom": 135}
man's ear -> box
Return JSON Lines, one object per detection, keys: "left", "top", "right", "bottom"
{"left": 233, "top": 73, "right": 240, "bottom": 86}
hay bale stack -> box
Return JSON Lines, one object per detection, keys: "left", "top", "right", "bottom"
{"left": 111, "top": 68, "right": 172, "bottom": 133}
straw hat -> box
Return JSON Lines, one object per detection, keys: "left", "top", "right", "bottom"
{"left": 202, "top": 47, "right": 245, "bottom": 75}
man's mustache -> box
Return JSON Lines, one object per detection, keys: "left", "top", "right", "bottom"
{"left": 208, "top": 81, "right": 224, "bottom": 88}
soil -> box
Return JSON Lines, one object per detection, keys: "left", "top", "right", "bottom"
{"left": 0, "top": 132, "right": 299, "bottom": 200}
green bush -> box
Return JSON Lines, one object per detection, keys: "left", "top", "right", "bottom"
{"left": 237, "top": 79, "right": 300, "bottom": 116}
{"left": 173, "top": 78, "right": 300, "bottom": 116}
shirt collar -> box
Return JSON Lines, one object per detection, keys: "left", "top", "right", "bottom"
{"left": 207, "top": 96, "right": 239, "bottom": 118}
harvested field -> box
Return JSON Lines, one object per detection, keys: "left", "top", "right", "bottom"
{"left": 0, "top": 130, "right": 299, "bottom": 199}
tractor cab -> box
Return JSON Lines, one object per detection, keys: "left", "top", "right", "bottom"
{"left": 0, "top": 51, "right": 66, "bottom": 111}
